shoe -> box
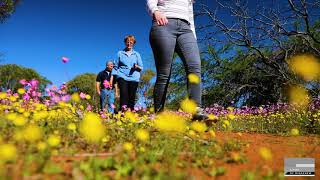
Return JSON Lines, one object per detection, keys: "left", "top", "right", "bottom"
{"left": 192, "top": 107, "right": 209, "bottom": 121}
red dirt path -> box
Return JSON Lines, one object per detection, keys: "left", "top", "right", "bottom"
{"left": 215, "top": 132, "right": 320, "bottom": 180}
{"left": 49, "top": 132, "right": 319, "bottom": 180}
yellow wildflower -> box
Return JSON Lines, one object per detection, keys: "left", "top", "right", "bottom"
{"left": 209, "top": 130, "right": 216, "bottom": 138}
{"left": 123, "top": 142, "right": 133, "bottom": 151}
{"left": 188, "top": 73, "right": 200, "bottom": 84}
{"left": 139, "top": 147, "right": 146, "bottom": 152}
{"left": 51, "top": 149, "right": 59, "bottom": 156}
{"left": 13, "top": 115, "right": 27, "bottom": 126}
{"left": 135, "top": 129, "right": 149, "bottom": 142}
{"left": 124, "top": 111, "right": 138, "bottom": 122}
{"left": 259, "top": 147, "right": 272, "bottom": 161}
{"left": 227, "top": 107, "right": 234, "bottom": 112}
{"left": 33, "top": 111, "right": 49, "bottom": 121}
{"left": 9, "top": 96, "right": 17, "bottom": 102}
{"left": 85, "top": 94, "right": 91, "bottom": 100}
{"left": 227, "top": 114, "right": 236, "bottom": 120}
{"left": 289, "top": 54, "right": 320, "bottom": 81}
{"left": 13, "top": 130, "right": 24, "bottom": 142}
{"left": 180, "top": 98, "right": 197, "bottom": 114}
{"left": 67, "top": 123, "right": 77, "bottom": 131}
{"left": 37, "top": 142, "right": 47, "bottom": 151}
{"left": 223, "top": 120, "right": 230, "bottom": 126}
{"left": 79, "top": 112, "right": 106, "bottom": 143}
{"left": 47, "top": 135, "right": 61, "bottom": 147}
{"left": 23, "top": 125, "right": 43, "bottom": 142}
{"left": 17, "top": 107, "right": 25, "bottom": 113}
{"left": 0, "top": 92, "right": 7, "bottom": 99}
{"left": 102, "top": 136, "right": 110, "bottom": 143}
{"left": 6, "top": 113, "right": 17, "bottom": 121}
{"left": 290, "top": 128, "right": 299, "bottom": 136}
{"left": 190, "top": 121, "right": 207, "bottom": 133}
{"left": 188, "top": 130, "right": 196, "bottom": 137}
{"left": 71, "top": 93, "right": 80, "bottom": 102}
{"left": 288, "top": 85, "right": 309, "bottom": 107}
{"left": 116, "top": 120, "right": 122, "bottom": 126}
{"left": 0, "top": 144, "right": 17, "bottom": 162}
{"left": 17, "top": 88, "right": 25, "bottom": 95}
{"left": 208, "top": 114, "right": 217, "bottom": 120}
{"left": 154, "top": 112, "right": 186, "bottom": 133}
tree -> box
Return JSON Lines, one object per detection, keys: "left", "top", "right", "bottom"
{"left": 0, "top": 64, "right": 51, "bottom": 92}
{"left": 66, "top": 73, "right": 98, "bottom": 106}
{"left": 195, "top": 0, "right": 320, "bottom": 106}
{"left": 0, "top": 0, "right": 20, "bottom": 23}
{"left": 138, "top": 69, "right": 155, "bottom": 107}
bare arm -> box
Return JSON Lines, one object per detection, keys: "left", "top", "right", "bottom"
{"left": 110, "top": 75, "right": 114, "bottom": 89}
{"left": 96, "top": 82, "right": 101, "bottom": 95}
{"left": 114, "top": 83, "right": 119, "bottom": 98}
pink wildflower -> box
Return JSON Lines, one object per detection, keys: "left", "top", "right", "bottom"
{"left": 79, "top": 92, "right": 86, "bottom": 99}
{"left": 30, "top": 79, "right": 39, "bottom": 88}
{"left": 103, "top": 80, "right": 111, "bottom": 89}
{"left": 19, "top": 79, "right": 27, "bottom": 85}
{"left": 23, "top": 93, "right": 30, "bottom": 101}
{"left": 61, "top": 95, "right": 70, "bottom": 102}
{"left": 62, "top": 57, "right": 69, "bottom": 63}
{"left": 86, "top": 104, "right": 92, "bottom": 111}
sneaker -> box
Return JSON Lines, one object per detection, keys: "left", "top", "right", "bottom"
{"left": 192, "top": 107, "right": 209, "bottom": 121}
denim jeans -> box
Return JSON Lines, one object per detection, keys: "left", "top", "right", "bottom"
{"left": 149, "top": 18, "right": 202, "bottom": 112}
{"left": 100, "top": 89, "right": 115, "bottom": 113}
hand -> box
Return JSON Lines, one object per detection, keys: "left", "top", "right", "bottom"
{"left": 153, "top": 11, "right": 168, "bottom": 26}
{"left": 97, "top": 91, "right": 101, "bottom": 96}
{"left": 134, "top": 64, "right": 140, "bottom": 69}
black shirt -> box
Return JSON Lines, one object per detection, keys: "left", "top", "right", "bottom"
{"left": 96, "top": 69, "right": 112, "bottom": 89}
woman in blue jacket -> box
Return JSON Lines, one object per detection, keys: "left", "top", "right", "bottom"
{"left": 113, "top": 35, "right": 143, "bottom": 111}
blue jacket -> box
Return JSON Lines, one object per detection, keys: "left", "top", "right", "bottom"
{"left": 113, "top": 49, "right": 143, "bottom": 82}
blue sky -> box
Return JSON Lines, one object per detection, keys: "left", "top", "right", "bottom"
{"left": 0, "top": 0, "right": 281, "bottom": 86}
{"left": 0, "top": 0, "right": 156, "bottom": 85}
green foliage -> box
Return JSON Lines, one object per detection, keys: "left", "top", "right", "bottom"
{"left": 0, "top": 0, "right": 19, "bottom": 23}
{"left": 166, "top": 55, "right": 188, "bottom": 109}
{"left": 138, "top": 69, "right": 155, "bottom": 107}
{"left": 43, "top": 162, "right": 63, "bottom": 174}
{"left": 0, "top": 64, "right": 51, "bottom": 91}
{"left": 67, "top": 73, "right": 98, "bottom": 106}
{"left": 140, "top": 69, "right": 155, "bottom": 87}
{"left": 209, "top": 166, "right": 226, "bottom": 177}
{"left": 204, "top": 51, "right": 289, "bottom": 106}
{"left": 199, "top": 17, "right": 320, "bottom": 107}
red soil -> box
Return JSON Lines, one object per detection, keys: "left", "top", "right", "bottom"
{"left": 49, "top": 132, "right": 319, "bottom": 180}
{"left": 215, "top": 132, "right": 320, "bottom": 180}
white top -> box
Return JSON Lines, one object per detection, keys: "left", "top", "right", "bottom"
{"left": 146, "top": 0, "right": 196, "bottom": 38}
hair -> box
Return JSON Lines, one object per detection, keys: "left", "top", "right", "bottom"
{"left": 106, "top": 60, "right": 113, "bottom": 66}
{"left": 124, "top": 35, "right": 136, "bottom": 44}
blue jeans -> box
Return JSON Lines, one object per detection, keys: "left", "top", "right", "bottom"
{"left": 100, "top": 89, "right": 115, "bottom": 113}
{"left": 149, "top": 18, "right": 202, "bottom": 113}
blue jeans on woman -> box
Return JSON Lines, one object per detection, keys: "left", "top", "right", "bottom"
{"left": 149, "top": 18, "right": 202, "bottom": 113}
{"left": 100, "top": 89, "right": 115, "bottom": 114}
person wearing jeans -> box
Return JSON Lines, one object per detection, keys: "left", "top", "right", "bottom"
{"left": 147, "top": 0, "right": 208, "bottom": 120}
{"left": 96, "top": 61, "right": 117, "bottom": 114}
{"left": 113, "top": 35, "right": 143, "bottom": 111}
